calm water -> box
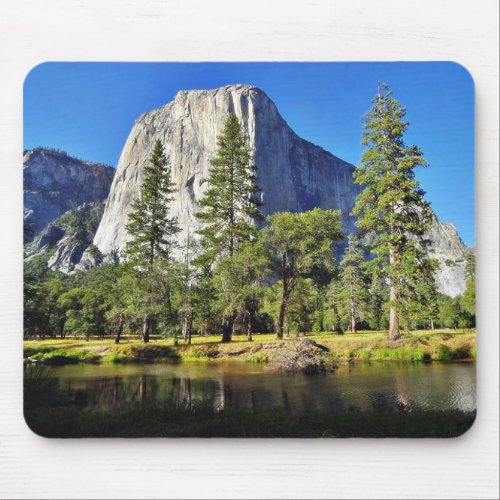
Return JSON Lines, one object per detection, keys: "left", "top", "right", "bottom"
{"left": 46, "top": 361, "right": 476, "bottom": 414}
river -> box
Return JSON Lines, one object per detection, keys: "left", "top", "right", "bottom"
{"left": 46, "top": 361, "right": 476, "bottom": 414}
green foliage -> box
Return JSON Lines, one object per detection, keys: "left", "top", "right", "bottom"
{"left": 31, "top": 349, "right": 100, "bottom": 365}
{"left": 353, "top": 83, "right": 434, "bottom": 340}
{"left": 24, "top": 276, "right": 68, "bottom": 338}
{"left": 332, "top": 235, "right": 370, "bottom": 332}
{"left": 432, "top": 344, "right": 453, "bottom": 361}
{"left": 244, "top": 352, "right": 269, "bottom": 363}
{"left": 263, "top": 208, "right": 344, "bottom": 337}
{"left": 125, "top": 140, "right": 180, "bottom": 266}
{"left": 213, "top": 240, "right": 271, "bottom": 338}
{"left": 196, "top": 113, "right": 262, "bottom": 262}
{"left": 438, "top": 297, "right": 461, "bottom": 329}
{"left": 123, "top": 140, "right": 181, "bottom": 342}
{"left": 59, "top": 202, "right": 105, "bottom": 243}
{"left": 460, "top": 253, "right": 476, "bottom": 326}
{"left": 193, "top": 114, "right": 264, "bottom": 342}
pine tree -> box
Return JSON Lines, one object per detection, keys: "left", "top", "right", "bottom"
{"left": 196, "top": 113, "right": 263, "bottom": 342}
{"left": 214, "top": 241, "right": 271, "bottom": 341}
{"left": 125, "top": 140, "right": 180, "bottom": 267}
{"left": 196, "top": 113, "right": 263, "bottom": 262}
{"left": 353, "top": 83, "right": 434, "bottom": 340}
{"left": 125, "top": 140, "right": 180, "bottom": 342}
{"left": 336, "top": 234, "right": 369, "bottom": 333}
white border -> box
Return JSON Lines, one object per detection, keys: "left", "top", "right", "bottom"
{"left": 0, "top": 0, "right": 498, "bottom": 498}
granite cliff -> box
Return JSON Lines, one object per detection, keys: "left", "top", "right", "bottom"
{"left": 23, "top": 147, "right": 114, "bottom": 241}
{"left": 93, "top": 84, "right": 358, "bottom": 259}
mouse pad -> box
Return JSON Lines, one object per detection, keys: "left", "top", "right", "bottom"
{"left": 23, "top": 62, "right": 476, "bottom": 438}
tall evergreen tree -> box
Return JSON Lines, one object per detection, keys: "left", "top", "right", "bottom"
{"left": 125, "top": 140, "right": 180, "bottom": 267}
{"left": 196, "top": 113, "right": 263, "bottom": 342}
{"left": 336, "top": 234, "right": 369, "bottom": 333}
{"left": 125, "top": 140, "right": 180, "bottom": 342}
{"left": 353, "top": 83, "right": 434, "bottom": 340}
{"left": 196, "top": 113, "right": 263, "bottom": 262}
{"left": 214, "top": 241, "right": 271, "bottom": 341}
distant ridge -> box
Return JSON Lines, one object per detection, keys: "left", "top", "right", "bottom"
{"left": 23, "top": 147, "right": 115, "bottom": 241}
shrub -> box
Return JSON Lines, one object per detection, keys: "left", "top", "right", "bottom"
{"left": 432, "top": 344, "right": 453, "bottom": 361}
{"left": 452, "top": 344, "right": 472, "bottom": 360}
{"left": 102, "top": 353, "right": 130, "bottom": 363}
{"left": 245, "top": 353, "right": 269, "bottom": 364}
{"left": 358, "top": 349, "right": 372, "bottom": 360}
{"left": 369, "top": 347, "right": 426, "bottom": 361}
{"left": 31, "top": 349, "right": 100, "bottom": 365}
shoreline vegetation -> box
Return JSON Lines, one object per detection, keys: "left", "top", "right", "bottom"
{"left": 24, "top": 328, "right": 476, "bottom": 369}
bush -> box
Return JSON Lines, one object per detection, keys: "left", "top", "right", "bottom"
{"left": 432, "top": 344, "right": 453, "bottom": 361}
{"left": 102, "top": 353, "right": 131, "bottom": 363}
{"left": 369, "top": 347, "right": 427, "bottom": 362}
{"left": 245, "top": 353, "right": 269, "bottom": 363}
{"left": 358, "top": 349, "right": 372, "bottom": 360}
{"left": 452, "top": 344, "right": 472, "bottom": 360}
{"left": 31, "top": 349, "right": 100, "bottom": 365}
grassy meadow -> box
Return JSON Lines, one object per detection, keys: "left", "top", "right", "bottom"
{"left": 24, "top": 328, "right": 476, "bottom": 366}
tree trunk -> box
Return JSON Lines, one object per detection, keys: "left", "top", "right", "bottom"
{"left": 182, "top": 315, "right": 193, "bottom": 345}
{"left": 142, "top": 314, "right": 150, "bottom": 343}
{"left": 277, "top": 295, "right": 287, "bottom": 339}
{"left": 247, "top": 313, "right": 253, "bottom": 342}
{"left": 430, "top": 318, "right": 435, "bottom": 331}
{"left": 277, "top": 272, "right": 290, "bottom": 339}
{"left": 221, "top": 316, "right": 234, "bottom": 343}
{"left": 350, "top": 299, "right": 357, "bottom": 334}
{"left": 114, "top": 313, "right": 124, "bottom": 344}
{"left": 389, "top": 249, "right": 401, "bottom": 341}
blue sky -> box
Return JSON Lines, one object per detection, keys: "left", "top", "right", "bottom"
{"left": 23, "top": 62, "right": 475, "bottom": 245}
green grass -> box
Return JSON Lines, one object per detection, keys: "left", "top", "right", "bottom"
{"left": 102, "top": 353, "right": 131, "bottom": 363}
{"left": 367, "top": 347, "right": 427, "bottom": 361}
{"left": 244, "top": 352, "right": 270, "bottom": 363}
{"left": 30, "top": 349, "right": 101, "bottom": 365}
{"left": 24, "top": 328, "right": 476, "bottom": 366}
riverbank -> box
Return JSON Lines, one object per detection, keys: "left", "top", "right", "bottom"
{"left": 24, "top": 329, "right": 476, "bottom": 366}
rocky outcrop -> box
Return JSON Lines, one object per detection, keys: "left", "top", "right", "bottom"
{"left": 426, "top": 216, "right": 472, "bottom": 297}
{"left": 93, "top": 84, "right": 358, "bottom": 258}
{"left": 23, "top": 147, "right": 114, "bottom": 241}
{"left": 269, "top": 338, "right": 334, "bottom": 374}
{"left": 25, "top": 202, "right": 105, "bottom": 273}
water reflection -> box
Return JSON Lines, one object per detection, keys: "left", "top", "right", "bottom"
{"left": 50, "top": 361, "right": 476, "bottom": 414}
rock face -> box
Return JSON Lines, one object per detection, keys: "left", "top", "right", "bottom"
{"left": 426, "top": 216, "right": 472, "bottom": 297}
{"left": 25, "top": 202, "right": 105, "bottom": 274}
{"left": 94, "top": 84, "right": 359, "bottom": 258}
{"left": 24, "top": 148, "right": 115, "bottom": 241}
